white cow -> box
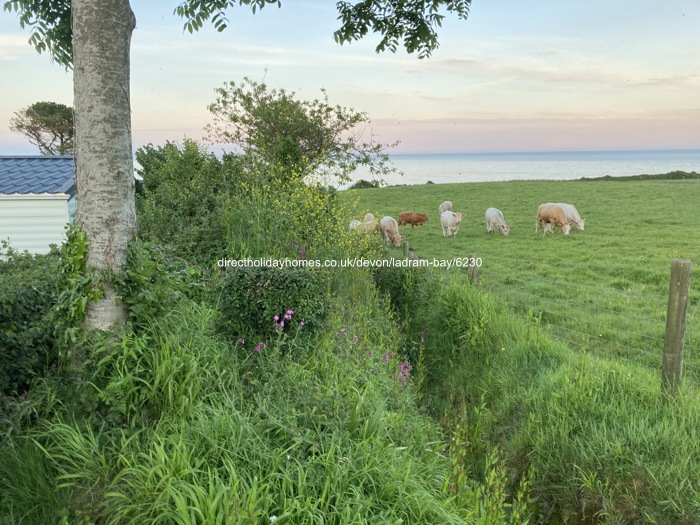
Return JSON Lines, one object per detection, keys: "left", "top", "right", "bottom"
{"left": 554, "top": 203, "right": 585, "bottom": 230}
{"left": 379, "top": 216, "right": 404, "bottom": 246}
{"left": 440, "top": 210, "right": 463, "bottom": 237}
{"left": 438, "top": 201, "right": 453, "bottom": 215}
{"left": 357, "top": 219, "right": 379, "bottom": 233}
{"left": 485, "top": 208, "right": 510, "bottom": 235}
{"left": 348, "top": 219, "right": 362, "bottom": 231}
{"left": 363, "top": 212, "right": 375, "bottom": 223}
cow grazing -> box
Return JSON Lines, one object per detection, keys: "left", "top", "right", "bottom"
{"left": 438, "top": 201, "right": 453, "bottom": 215}
{"left": 536, "top": 204, "right": 571, "bottom": 235}
{"left": 398, "top": 211, "right": 429, "bottom": 229}
{"left": 357, "top": 219, "right": 379, "bottom": 233}
{"left": 379, "top": 216, "right": 404, "bottom": 246}
{"left": 363, "top": 213, "right": 375, "bottom": 223}
{"left": 348, "top": 219, "right": 362, "bottom": 231}
{"left": 485, "top": 208, "right": 510, "bottom": 235}
{"left": 440, "top": 210, "right": 464, "bottom": 237}
{"left": 553, "top": 203, "right": 585, "bottom": 230}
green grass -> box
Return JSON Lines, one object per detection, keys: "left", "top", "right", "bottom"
{"left": 395, "top": 268, "right": 700, "bottom": 523}
{"left": 343, "top": 179, "right": 700, "bottom": 380}
{"left": 4, "top": 174, "right": 699, "bottom": 524}
{"left": 0, "top": 272, "right": 537, "bottom": 524}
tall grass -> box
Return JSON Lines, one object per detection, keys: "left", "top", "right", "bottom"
{"left": 1, "top": 272, "right": 535, "bottom": 524}
{"left": 398, "top": 267, "right": 700, "bottom": 523}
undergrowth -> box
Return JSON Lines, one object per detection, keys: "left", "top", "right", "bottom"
{"left": 0, "top": 265, "right": 534, "bottom": 524}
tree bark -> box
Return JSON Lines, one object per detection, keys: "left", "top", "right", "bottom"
{"left": 73, "top": 0, "right": 137, "bottom": 330}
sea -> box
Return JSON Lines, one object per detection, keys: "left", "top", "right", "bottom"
{"left": 346, "top": 149, "right": 700, "bottom": 187}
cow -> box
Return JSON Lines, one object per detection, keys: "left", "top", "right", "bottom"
{"left": 485, "top": 208, "right": 510, "bottom": 235}
{"left": 398, "top": 211, "right": 429, "bottom": 229}
{"left": 440, "top": 210, "right": 463, "bottom": 237}
{"left": 553, "top": 203, "right": 586, "bottom": 230}
{"left": 348, "top": 219, "right": 362, "bottom": 231}
{"left": 438, "top": 201, "right": 453, "bottom": 215}
{"left": 379, "top": 216, "right": 404, "bottom": 246}
{"left": 363, "top": 212, "right": 375, "bottom": 223}
{"left": 536, "top": 204, "right": 571, "bottom": 235}
{"left": 357, "top": 219, "right": 379, "bottom": 233}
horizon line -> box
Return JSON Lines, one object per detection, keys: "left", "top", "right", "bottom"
{"left": 390, "top": 148, "right": 700, "bottom": 156}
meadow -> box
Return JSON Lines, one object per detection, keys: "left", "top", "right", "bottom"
{"left": 343, "top": 178, "right": 700, "bottom": 382}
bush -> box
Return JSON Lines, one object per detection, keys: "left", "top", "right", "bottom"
{"left": 0, "top": 245, "right": 59, "bottom": 395}
{"left": 116, "top": 240, "right": 211, "bottom": 331}
{"left": 216, "top": 265, "right": 331, "bottom": 340}
{"left": 135, "top": 139, "right": 236, "bottom": 263}
{"left": 349, "top": 179, "right": 380, "bottom": 189}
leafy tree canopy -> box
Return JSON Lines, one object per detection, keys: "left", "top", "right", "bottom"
{"left": 3, "top": 0, "right": 71, "bottom": 67}
{"left": 4, "top": 0, "right": 471, "bottom": 66}
{"left": 207, "top": 77, "right": 396, "bottom": 185}
{"left": 9, "top": 100, "right": 74, "bottom": 155}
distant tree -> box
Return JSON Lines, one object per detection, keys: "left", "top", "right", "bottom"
{"left": 207, "top": 78, "right": 396, "bottom": 185}
{"left": 5, "top": 0, "right": 471, "bottom": 333}
{"left": 9, "top": 101, "right": 74, "bottom": 155}
{"left": 349, "top": 179, "right": 380, "bottom": 189}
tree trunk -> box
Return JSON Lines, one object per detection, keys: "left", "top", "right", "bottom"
{"left": 73, "top": 0, "right": 137, "bottom": 331}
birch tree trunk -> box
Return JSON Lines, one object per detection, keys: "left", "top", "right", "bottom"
{"left": 73, "top": 0, "right": 137, "bottom": 330}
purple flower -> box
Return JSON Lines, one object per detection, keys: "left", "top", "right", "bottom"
{"left": 239, "top": 338, "right": 245, "bottom": 345}
{"left": 280, "top": 320, "right": 285, "bottom": 328}
{"left": 299, "top": 321, "right": 304, "bottom": 327}
{"left": 274, "top": 315, "right": 279, "bottom": 321}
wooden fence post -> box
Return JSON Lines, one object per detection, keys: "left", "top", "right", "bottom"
{"left": 403, "top": 240, "right": 409, "bottom": 258}
{"left": 466, "top": 253, "right": 478, "bottom": 284}
{"left": 661, "top": 258, "right": 692, "bottom": 397}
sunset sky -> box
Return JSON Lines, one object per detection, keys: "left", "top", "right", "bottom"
{"left": 1, "top": 0, "right": 699, "bottom": 155}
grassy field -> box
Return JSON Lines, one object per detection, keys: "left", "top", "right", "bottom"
{"left": 342, "top": 178, "right": 700, "bottom": 381}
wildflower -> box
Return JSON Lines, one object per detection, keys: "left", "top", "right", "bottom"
{"left": 254, "top": 342, "right": 267, "bottom": 353}
{"left": 274, "top": 315, "right": 279, "bottom": 322}
{"left": 299, "top": 321, "right": 304, "bottom": 327}
{"left": 280, "top": 320, "right": 285, "bottom": 328}
{"left": 399, "top": 360, "right": 411, "bottom": 384}
{"left": 239, "top": 338, "right": 245, "bottom": 345}
{"left": 369, "top": 351, "right": 373, "bottom": 357}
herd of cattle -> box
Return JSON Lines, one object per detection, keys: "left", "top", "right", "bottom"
{"left": 349, "top": 201, "right": 586, "bottom": 247}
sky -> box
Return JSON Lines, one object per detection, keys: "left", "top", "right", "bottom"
{"left": 1, "top": 0, "right": 700, "bottom": 155}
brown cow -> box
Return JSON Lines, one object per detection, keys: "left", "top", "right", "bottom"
{"left": 398, "top": 211, "right": 429, "bottom": 229}
{"left": 536, "top": 204, "right": 571, "bottom": 235}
